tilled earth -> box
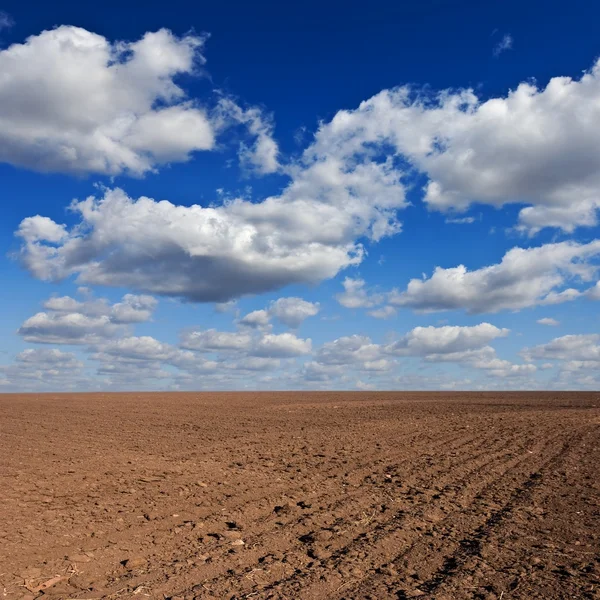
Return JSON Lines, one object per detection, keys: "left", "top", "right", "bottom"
{"left": 1, "top": 392, "right": 599, "bottom": 600}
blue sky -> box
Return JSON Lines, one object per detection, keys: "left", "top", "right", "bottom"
{"left": 1, "top": 0, "right": 599, "bottom": 391}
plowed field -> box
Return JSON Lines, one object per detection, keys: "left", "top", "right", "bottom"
{"left": 1, "top": 392, "right": 599, "bottom": 599}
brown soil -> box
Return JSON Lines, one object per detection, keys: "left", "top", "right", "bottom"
{"left": 1, "top": 392, "right": 599, "bottom": 600}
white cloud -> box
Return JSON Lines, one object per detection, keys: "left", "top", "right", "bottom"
{"left": 18, "top": 312, "right": 121, "bottom": 345}
{"left": 539, "top": 288, "right": 582, "bottom": 305}
{"left": 96, "top": 335, "right": 175, "bottom": 361}
{"left": 17, "top": 152, "right": 405, "bottom": 299}
{"left": 43, "top": 293, "right": 157, "bottom": 323}
{"left": 389, "top": 240, "right": 600, "bottom": 314}
{"left": 315, "top": 335, "right": 391, "bottom": 371}
{"left": 586, "top": 281, "right": 600, "bottom": 300}
{"left": 355, "top": 380, "right": 378, "bottom": 391}
{"left": 17, "top": 216, "right": 67, "bottom": 243}
{"left": 180, "top": 329, "right": 253, "bottom": 352}
{"left": 0, "top": 348, "right": 85, "bottom": 390}
{"left": 0, "top": 27, "right": 217, "bottom": 175}
{"left": 301, "top": 361, "right": 345, "bottom": 382}
{"left": 309, "top": 59, "right": 600, "bottom": 232}
{"left": 214, "top": 98, "right": 279, "bottom": 174}
{"left": 239, "top": 309, "right": 271, "bottom": 329}
{"left": 522, "top": 334, "right": 600, "bottom": 363}
{"left": 386, "top": 323, "right": 509, "bottom": 356}
{"left": 17, "top": 292, "right": 157, "bottom": 344}
{"left": 537, "top": 317, "right": 560, "bottom": 326}
{"left": 445, "top": 216, "right": 476, "bottom": 224}
{"left": 493, "top": 34, "right": 513, "bottom": 57}
{"left": 15, "top": 348, "right": 78, "bottom": 365}
{"left": 367, "top": 305, "right": 396, "bottom": 319}
{"left": 239, "top": 299, "right": 319, "bottom": 329}
{"left": 227, "top": 357, "right": 281, "bottom": 371}
{"left": 252, "top": 332, "right": 312, "bottom": 358}
{"left": 336, "top": 277, "right": 383, "bottom": 308}
{"left": 215, "top": 300, "right": 237, "bottom": 313}
{"left": 268, "top": 297, "right": 320, "bottom": 327}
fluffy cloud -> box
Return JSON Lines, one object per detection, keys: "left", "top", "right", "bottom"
{"left": 17, "top": 293, "right": 157, "bottom": 344}
{"left": 180, "top": 329, "right": 253, "bottom": 352}
{"left": 252, "top": 333, "right": 312, "bottom": 358}
{"left": 43, "top": 293, "right": 157, "bottom": 323}
{"left": 97, "top": 335, "right": 175, "bottom": 361}
{"left": 91, "top": 336, "right": 218, "bottom": 383}
{"left": 386, "top": 323, "right": 509, "bottom": 356}
{"left": 0, "top": 27, "right": 216, "bottom": 175}
{"left": 226, "top": 357, "right": 281, "bottom": 371}
{"left": 367, "top": 306, "right": 397, "bottom": 319}
{"left": 522, "top": 334, "right": 600, "bottom": 363}
{"left": 310, "top": 59, "right": 600, "bottom": 232}
{"left": 239, "top": 297, "right": 319, "bottom": 329}
{"left": 298, "top": 323, "right": 534, "bottom": 388}
{"left": 214, "top": 98, "right": 279, "bottom": 174}
{"left": 336, "top": 278, "right": 383, "bottom": 309}
{"left": 268, "top": 297, "right": 319, "bottom": 327}
{"left": 180, "top": 326, "right": 311, "bottom": 358}
{"left": 17, "top": 152, "right": 405, "bottom": 300}
{"left": 239, "top": 309, "right": 271, "bottom": 329}
{"left": 537, "top": 317, "right": 560, "bottom": 326}
{"left": 316, "top": 334, "right": 385, "bottom": 366}
{"left": 0, "top": 348, "right": 85, "bottom": 390}
{"left": 586, "top": 282, "right": 600, "bottom": 300}
{"left": 389, "top": 240, "right": 600, "bottom": 314}
{"left": 18, "top": 312, "right": 122, "bottom": 345}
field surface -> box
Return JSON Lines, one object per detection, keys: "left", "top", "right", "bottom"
{"left": 1, "top": 392, "right": 599, "bottom": 600}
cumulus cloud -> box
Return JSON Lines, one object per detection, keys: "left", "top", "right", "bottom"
{"left": 239, "top": 309, "right": 271, "bottom": 329}
{"left": 367, "top": 305, "right": 397, "bottom": 319}
{"left": 214, "top": 98, "right": 280, "bottom": 174}
{"left": 537, "top": 317, "right": 560, "bottom": 326}
{"left": 0, "top": 348, "right": 85, "bottom": 390}
{"left": 316, "top": 334, "right": 388, "bottom": 368}
{"left": 336, "top": 278, "right": 384, "bottom": 308}
{"left": 389, "top": 240, "right": 600, "bottom": 314}
{"left": 97, "top": 335, "right": 176, "bottom": 362}
{"left": 301, "top": 361, "right": 345, "bottom": 383}
{"left": 522, "top": 334, "right": 600, "bottom": 363}
{"left": 87, "top": 336, "right": 218, "bottom": 388}
{"left": 240, "top": 297, "right": 319, "bottom": 329}
{"left": 0, "top": 27, "right": 217, "bottom": 175}
{"left": 180, "top": 329, "right": 253, "bottom": 352}
{"left": 18, "top": 294, "right": 157, "bottom": 344}
{"left": 299, "top": 323, "right": 531, "bottom": 387}
{"left": 385, "top": 323, "right": 509, "bottom": 356}
{"left": 268, "top": 297, "right": 320, "bottom": 327}
{"left": 586, "top": 281, "right": 600, "bottom": 300}
{"left": 17, "top": 292, "right": 157, "bottom": 344}
{"left": 226, "top": 357, "right": 281, "bottom": 371}
{"left": 18, "top": 312, "right": 122, "bottom": 345}
{"left": 16, "top": 149, "right": 405, "bottom": 300}
{"left": 309, "top": 59, "right": 600, "bottom": 232}
{"left": 43, "top": 293, "right": 157, "bottom": 323}
{"left": 252, "top": 333, "right": 312, "bottom": 357}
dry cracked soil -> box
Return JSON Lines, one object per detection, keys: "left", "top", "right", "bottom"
{"left": 1, "top": 391, "right": 599, "bottom": 599}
